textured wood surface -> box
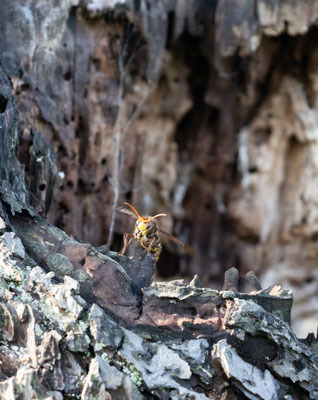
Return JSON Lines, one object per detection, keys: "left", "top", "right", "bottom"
{"left": 1, "top": 0, "right": 318, "bottom": 338}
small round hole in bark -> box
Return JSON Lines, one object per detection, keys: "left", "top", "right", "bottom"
{"left": 92, "top": 58, "right": 101, "bottom": 71}
{"left": 248, "top": 166, "right": 258, "bottom": 173}
{"left": 0, "top": 95, "right": 8, "bottom": 113}
{"left": 305, "top": 276, "right": 314, "bottom": 284}
{"left": 59, "top": 202, "right": 69, "bottom": 213}
{"left": 39, "top": 183, "right": 46, "bottom": 191}
{"left": 63, "top": 71, "right": 72, "bottom": 81}
{"left": 67, "top": 181, "right": 74, "bottom": 189}
{"left": 101, "top": 157, "right": 106, "bottom": 165}
{"left": 21, "top": 83, "right": 29, "bottom": 91}
{"left": 125, "top": 190, "right": 132, "bottom": 201}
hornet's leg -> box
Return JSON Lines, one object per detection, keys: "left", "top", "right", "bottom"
{"left": 146, "top": 237, "right": 156, "bottom": 256}
{"left": 145, "top": 237, "right": 161, "bottom": 258}
{"left": 119, "top": 233, "right": 134, "bottom": 255}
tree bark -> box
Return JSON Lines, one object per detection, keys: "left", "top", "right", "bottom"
{"left": 1, "top": 1, "right": 318, "bottom": 399}
{"left": 2, "top": 0, "right": 318, "bottom": 336}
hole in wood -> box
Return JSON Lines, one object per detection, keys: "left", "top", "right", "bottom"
{"left": 21, "top": 83, "right": 29, "bottom": 91}
{"left": 63, "top": 71, "right": 72, "bottom": 81}
{"left": 0, "top": 94, "right": 8, "bottom": 113}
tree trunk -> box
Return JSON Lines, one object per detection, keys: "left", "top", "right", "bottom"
{"left": 1, "top": 1, "right": 318, "bottom": 399}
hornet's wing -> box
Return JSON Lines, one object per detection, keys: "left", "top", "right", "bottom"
{"left": 159, "top": 229, "right": 195, "bottom": 257}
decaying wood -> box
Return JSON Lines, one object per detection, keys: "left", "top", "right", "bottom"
{"left": 1, "top": 1, "right": 318, "bottom": 399}
{"left": 0, "top": 87, "right": 317, "bottom": 397}
{"left": 1, "top": 0, "right": 318, "bottom": 336}
{"left": 2, "top": 0, "right": 318, "bottom": 339}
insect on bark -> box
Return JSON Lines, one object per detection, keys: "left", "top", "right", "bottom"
{"left": 116, "top": 202, "right": 189, "bottom": 261}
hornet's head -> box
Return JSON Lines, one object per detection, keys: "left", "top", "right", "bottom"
{"left": 124, "top": 202, "right": 166, "bottom": 234}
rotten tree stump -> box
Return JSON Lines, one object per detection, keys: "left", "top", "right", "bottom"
{"left": 0, "top": 4, "right": 318, "bottom": 399}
